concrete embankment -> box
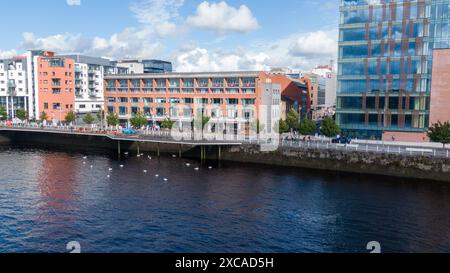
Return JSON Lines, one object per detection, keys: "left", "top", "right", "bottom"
{"left": 0, "top": 134, "right": 11, "bottom": 145}
{"left": 0, "top": 130, "right": 198, "bottom": 156}
{"left": 2, "top": 130, "right": 450, "bottom": 182}
{"left": 220, "top": 145, "right": 450, "bottom": 182}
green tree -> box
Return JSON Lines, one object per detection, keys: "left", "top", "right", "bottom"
{"left": 428, "top": 121, "right": 450, "bottom": 148}
{"left": 64, "top": 111, "right": 76, "bottom": 124}
{"left": 16, "top": 108, "right": 28, "bottom": 122}
{"left": 298, "top": 118, "right": 316, "bottom": 136}
{"left": 274, "top": 120, "right": 290, "bottom": 134}
{"left": 97, "top": 110, "right": 105, "bottom": 127}
{"left": 161, "top": 118, "right": 176, "bottom": 130}
{"left": 130, "top": 111, "right": 148, "bottom": 129}
{"left": 96, "top": 110, "right": 105, "bottom": 121}
{"left": 250, "top": 119, "right": 265, "bottom": 134}
{"left": 0, "top": 106, "right": 8, "bottom": 121}
{"left": 106, "top": 112, "right": 119, "bottom": 127}
{"left": 320, "top": 117, "right": 341, "bottom": 138}
{"left": 286, "top": 108, "right": 300, "bottom": 131}
{"left": 194, "top": 116, "right": 210, "bottom": 130}
{"left": 83, "top": 113, "right": 95, "bottom": 125}
{"left": 40, "top": 111, "right": 48, "bottom": 122}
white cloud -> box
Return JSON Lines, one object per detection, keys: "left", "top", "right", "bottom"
{"left": 174, "top": 44, "right": 269, "bottom": 72}
{"left": 186, "top": 1, "right": 259, "bottom": 34}
{"left": 289, "top": 31, "right": 338, "bottom": 58}
{"left": 0, "top": 49, "right": 18, "bottom": 59}
{"left": 66, "top": 0, "right": 81, "bottom": 6}
{"left": 173, "top": 30, "right": 338, "bottom": 72}
{"left": 130, "top": 0, "right": 184, "bottom": 37}
{"left": 20, "top": 28, "right": 163, "bottom": 60}
{"left": 21, "top": 32, "right": 87, "bottom": 53}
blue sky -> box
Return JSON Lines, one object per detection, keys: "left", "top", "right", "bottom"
{"left": 0, "top": 0, "right": 339, "bottom": 72}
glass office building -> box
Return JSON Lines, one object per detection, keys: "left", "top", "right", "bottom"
{"left": 337, "top": 0, "right": 450, "bottom": 139}
{"left": 142, "top": 60, "right": 173, "bottom": 73}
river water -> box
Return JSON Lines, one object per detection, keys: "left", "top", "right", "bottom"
{"left": 0, "top": 145, "right": 449, "bottom": 253}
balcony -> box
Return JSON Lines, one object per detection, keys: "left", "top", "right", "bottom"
{"left": 182, "top": 89, "right": 194, "bottom": 94}
{"left": 226, "top": 81, "right": 239, "bottom": 88}
{"left": 118, "top": 87, "right": 128, "bottom": 93}
{"left": 242, "top": 88, "right": 256, "bottom": 94}
{"left": 142, "top": 87, "right": 153, "bottom": 93}
{"left": 211, "top": 88, "right": 224, "bottom": 94}
{"left": 156, "top": 88, "right": 166, "bottom": 94}
{"left": 226, "top": 88, "right": 239, "bottom": 94}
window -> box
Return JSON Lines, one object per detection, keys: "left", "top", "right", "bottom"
{"left": 44, "top": 103, "right": 48, "bottom": 109}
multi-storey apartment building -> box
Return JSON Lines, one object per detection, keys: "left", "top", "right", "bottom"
{"left": 60, "top": 55, "right": 127, "bottom": 115}
{"left": 0, "top": 57, "right": 28, "bottom": 119}
{"left": 35, "top": 53, "right": 75, "bottom": 123}
{"left": 337, "top": 0, "right": 450, "bottom": 141}
{"left": 104, "top": 72, "right": 302, "bottom": 133}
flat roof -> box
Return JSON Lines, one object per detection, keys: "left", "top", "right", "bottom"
{"left": 105, "top": 71, "right": 262, "bottom": 80}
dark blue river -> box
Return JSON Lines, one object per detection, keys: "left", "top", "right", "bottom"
{"left": 0, "top": 146, "right": 449, "bottom": 253}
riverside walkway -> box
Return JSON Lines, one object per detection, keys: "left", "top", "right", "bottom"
{"left": 1, "top": 125, "right": 449, "bottom": 159}
{"left": 0, "top": 125, "right": 243, "bottom": 146}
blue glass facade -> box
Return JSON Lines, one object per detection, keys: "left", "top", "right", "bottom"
{"left": 337, "top": 0, "right": 450, "bottom": 139}
{"left": 142, "top": 60, "right": 173, "bottom": 73}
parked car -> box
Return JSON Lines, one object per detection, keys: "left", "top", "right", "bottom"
{"left": 122, "top": 128, "right": 138, "bottom": 135}
{"left": 332, "top": 136, "right": 352, "bottom": 144}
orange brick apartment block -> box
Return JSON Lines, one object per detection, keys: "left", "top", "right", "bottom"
{"left": 104, "top": 71, "right": 309, "bottom": 128}
{"left": 37, "top": 53, "right": 75, "bottom": 122}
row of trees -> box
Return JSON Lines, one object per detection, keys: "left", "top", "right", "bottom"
{"left": 276, "top": 109, "right": 341, "bottom": 137}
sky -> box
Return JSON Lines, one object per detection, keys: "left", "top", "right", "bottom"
{"left": 0, "top": 0, "right": 340, "bottom": 72}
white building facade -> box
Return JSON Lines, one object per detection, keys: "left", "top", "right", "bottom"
{"left": 0, "top": 57, "right": 29, "bottom": 120}
{"left": 60, "top": 55, "right": 128, "bottom": 115}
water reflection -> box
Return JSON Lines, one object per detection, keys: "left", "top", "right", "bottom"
{"left": 0, "top": 146, "right": 450, "bottom": 253}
